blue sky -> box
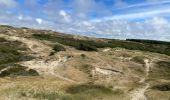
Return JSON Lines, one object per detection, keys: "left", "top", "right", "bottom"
{"left": 1, "top": 0, "right": 170, "bottom": 41}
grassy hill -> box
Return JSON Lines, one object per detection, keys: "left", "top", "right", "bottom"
{"left": 0, "top": 25, "right": 170, "bottom": 100}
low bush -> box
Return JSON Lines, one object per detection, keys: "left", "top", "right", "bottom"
{"left": 53, "top": 44, "right": 66, "bottom": 52}
{"left": 80, "top": 54, "right": 86, "bottom": 59}
{"left": 77, "top": 43, "right": 97, "bottom": 51}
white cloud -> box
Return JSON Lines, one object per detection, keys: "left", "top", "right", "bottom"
{"left": 18, "top": 15, "right": 23, "bottom": 20}
{"left": 119, "top": 0, "right": 170, "bottom": 9}
{"left": 92, "top": 7, "right": 170, "bottom": 21}
{"left": 59, "top": 10, "right": 72, "bottom": 23}
{"left": 36, "top": 18, "right": 43, "bottom": 24}
{"left": 57, "top": 17, "right": 170, "bottom": 41}
{"left": 1, "top": 0, "right": 170, "bottom": 41}
{"left": 0, "top": 0, "right": 17, "bottom": 8}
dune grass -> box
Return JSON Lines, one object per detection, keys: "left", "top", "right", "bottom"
{"left": 149, "top": 61, "right": 170, "bottom": 80}
{"left": 0, "top": 37, "right": 38, "bottom": 77}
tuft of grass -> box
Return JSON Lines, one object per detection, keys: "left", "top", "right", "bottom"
{"left": 76, "top": 64, "right": 93, "bottom": 75}
{"left": 149, "top": 61, "right": 170, "bottom": 80}
{"left": 20, "top": 90, "right": 73, "bottom": 100}
{"left": 130, "top": 56, "right": 146, "bottom": 64}
{"left": 66, "top": 83, "right": 113, "bottom": 97}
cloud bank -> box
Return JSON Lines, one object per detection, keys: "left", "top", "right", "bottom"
{"left": 0, "top": 0, "right": 170, "bottom": 41}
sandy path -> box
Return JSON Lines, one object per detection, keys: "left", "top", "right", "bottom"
{"left": 130, "top": 59, "right": 150, "bottom": 100}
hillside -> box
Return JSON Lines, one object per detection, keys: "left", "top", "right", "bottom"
{"left": 0, "top": 25, "right": 170, "bottom": 100}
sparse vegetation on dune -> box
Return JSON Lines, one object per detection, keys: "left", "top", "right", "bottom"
{"left": 33, "top": 33, "right": 170, "bottom": 56}
{"left": 1, "top": 26, "right": 170, "bottom": 100}
{"left": 66, "top": 83, "right": 113, "bottom": 95}
{"left": 127, "top": 39, "right": 170, "bottom": 45}
{"left": 0, "top": 38, "right": 30, "bottom": 65}
{"left": 33, "top": 34, "right": 98, "bottom": 51}
{"left": 53, "top": 44, "right": 66, "bottom": 52}
{"left": 0, "top": 64, "right": 39, "bottom": 77}
{"left": 130, "top": 56, "right": 146, "bottom": 64}
{"left": 17, "top": 83, "right": 115, "bottom": 100}
{"left": 0, "top": 37, "right": 38, "bottom": 77}
{"left": 109, "top": 39, "right": 170, "bottom": 56}
{"left": 49, "top": 44, "right": 66, "bottom": 56}
{"left": 149, "top": 61, "right": 170, "bottom": 80}
{"left": 76, "top": 64, "right": 93, "bottom": 75}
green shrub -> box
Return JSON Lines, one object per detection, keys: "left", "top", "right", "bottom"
{"left": 77, "top": 43, "right": 97, "bottom": 51}
{"left": 80, "top": 54, "right": 86, "bottom": 59}
{"left": 53, "top": 44, "right": 66, "bottom": 52}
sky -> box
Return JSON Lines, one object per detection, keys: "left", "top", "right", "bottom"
{"left": 0, "top": 0, "right": 170, "bottom": 41}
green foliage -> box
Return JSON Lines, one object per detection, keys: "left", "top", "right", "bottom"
{"left": 77, "top": 43, "right": 97, "bottom": 51}
{"left": 0, "top": 38, "right": 31, "bottom": 65}
{"left": 80, "top": 54, "right": 86, "bottom": 59}
{"left": 127, "top": 39, "right": 170, "bottom": 45}
{"left": 33, "top": 34, "right": 98, "bottom": 51}
{"left": 109, "top": 39, "right": 170, "bottom": 56}
{"left": 0, "top": 37, "right": 36, "bottom": 77}
{"left": 49, "top": 44, "right": 66, "bottom": 56}
{"left": 33, "top": 33, "right": 170, "bottom": 56}
{"left": 53, "top": 44, "right": 66, "bottom": 52}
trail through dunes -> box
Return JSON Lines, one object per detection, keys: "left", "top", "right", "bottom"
{"left": 130, "top": 59, "right": 151, "bottom": 100}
